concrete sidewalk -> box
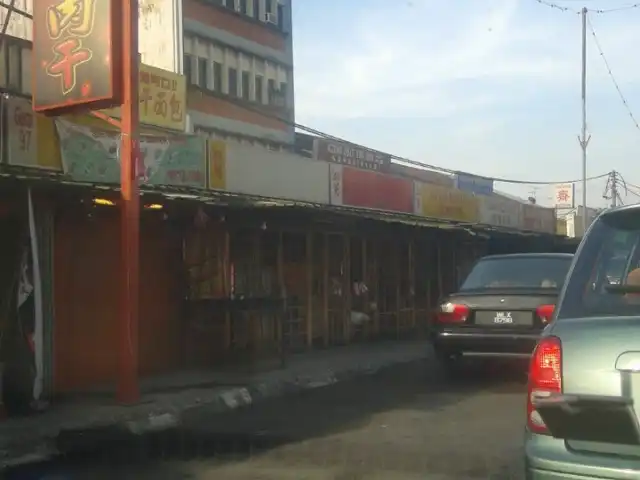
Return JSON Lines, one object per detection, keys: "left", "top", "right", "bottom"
{"left": 0, "top": 340, "right": 430, "bottom": 468}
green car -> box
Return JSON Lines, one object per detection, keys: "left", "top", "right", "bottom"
{"left": 525, "top": 205, "right": 640, "bottom": 479}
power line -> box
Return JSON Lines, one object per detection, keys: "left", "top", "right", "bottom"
{"left": 218, "top": 93, "right": 612, "bottom": 186}
{"left": 592, "top": 3, "right": 640, "bottom": 13}
{"left": 533, "top": 0, "right": 640, "bottom": 14}
{"left": 587, "top": 17, "right": 640, "bottom": 133}
{"left": 533, "top": 0, "right": 580, "bottom": 13}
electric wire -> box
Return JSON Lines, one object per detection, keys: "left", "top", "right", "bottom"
{"left": 587, "top": 17, "right": 640, "bottom": 133}
{"left": 533, "top": 0, "right": 640, "bottom": 14}
{"left": 0, "top": 0, "right": 615, "bottom": 187}
{"left": 222, "top": 95, "right": 612, "bottom": 186}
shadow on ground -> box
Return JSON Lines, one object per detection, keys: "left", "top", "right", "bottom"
{"left": 5, "top": 358, "right": 527, "bottom": 479}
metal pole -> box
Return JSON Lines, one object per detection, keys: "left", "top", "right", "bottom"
{"left": 611, "top": 171, "right": 618, "bottom": 208}
{"left": 580, "top": 7, "right": 590, "bottom": 235}
{"left": 117, "top": 0, "right": 140, "bottom": 404}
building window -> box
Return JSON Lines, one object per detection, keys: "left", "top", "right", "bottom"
{"left": 240, "top": 0, "right": 248, "bottom": 14}
{"left": 277, "top": 3, "right": 284, "bottom": 28}
{"left": 228, "top": 67, "right": 238, "bottom": 96}
{"left": 255, "top": 75, "right": 263, "bottom": 103}
{"left": 6, "top": 43, "right": 22, "bottom": 90}
{"left": 266, "top": 0, "right": 273, "bottom": 13}
{"left": 213, "top": 61, "right": 223, "bottom": 92}
{"left": 253, "top": 0, "right": 260, "bottom": 18}
{"left": 267, "top": 78, "right": 276, "bottom": 104}
{"left": 184, "top": 54, "right": 193, "bottom": 84}
{"left": 279, "top": 81, "right": 287, "bottom": 99}
{"left": 198, "top": 57, "right": 208, "bottom": 88}
{"left": 225, "top": 0, "right": 236, "bottom": 9}
{"left": 241, "top": 71, "right": 250, "bottom": 100}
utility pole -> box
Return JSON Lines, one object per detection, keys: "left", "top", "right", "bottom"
{"left": 579, "top": 7, "right": 591, "bottom": 234}
{"left": 610, "top": 171, "right": 618, "bottom": 208}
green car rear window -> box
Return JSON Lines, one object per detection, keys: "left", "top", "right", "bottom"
{"left": 557, "top": 209, "right": 640, "bottom": 319}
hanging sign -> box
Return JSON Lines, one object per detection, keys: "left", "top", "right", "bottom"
{"left": 5, "top": 96, "right": 38, "bottom": 167}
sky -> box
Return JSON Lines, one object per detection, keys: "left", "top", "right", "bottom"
{"left": 291, "top": 0, "right": 640, "bottom": 208}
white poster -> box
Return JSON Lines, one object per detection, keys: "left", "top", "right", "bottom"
{"left": 16, "top": 189, "right": 43, "bottom": 403}
{"left": 329, "top": 164, "right": 343, "bottom": 206}
{"left": 5, "top": 96, "right": 39, "bottom": 168}
{"left": 28, "top": 189, "right": 43, "bottom": 402}
{"left": 553, "top": 183, "right": 574, "bottom": 209}
{"left": 139, "top": 0, "right": 184, "bottom": 74}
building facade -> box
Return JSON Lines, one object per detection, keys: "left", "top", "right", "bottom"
{"left": 182, "top": 0, "right": 295, "bottom": 146}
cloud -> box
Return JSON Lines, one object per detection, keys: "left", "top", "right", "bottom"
{"left": 294, "top": 0, "right": 640, "bottom": 122}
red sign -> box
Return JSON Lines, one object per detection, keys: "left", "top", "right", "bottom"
{"left": 342, "top": 167, "right": 413, "bottom": 213}
{"left": 32, "top": 0, "right": 122, "bottom": 115}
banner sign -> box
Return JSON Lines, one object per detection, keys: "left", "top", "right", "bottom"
{"left": 55, "top": 119, "right": 206, "bottom": 188}
{"left": 417, "top": 182, "right": 479, "bottom": 222}
{"left": 454, "top": 172, "right": 494, "bottom": 196}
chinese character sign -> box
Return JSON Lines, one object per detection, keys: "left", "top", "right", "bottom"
{"left": 102, "top": 63, "right": 186, "bottom": 131}
{"left": 553, "top": 183, "right": 574, "bottom": 209}
{"left": 32, "top": 0, "right": 121, "bottom": 115}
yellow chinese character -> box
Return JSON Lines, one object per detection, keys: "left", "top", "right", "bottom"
{"left": 47, "top": 0, "right": 97, "bottom": 39}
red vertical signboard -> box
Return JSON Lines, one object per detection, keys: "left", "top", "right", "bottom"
{"left": 341, "top": 166, "right": 413, "bottom": 213}
{"left": 32, "top": 0, "right": 122, "bottom": 115}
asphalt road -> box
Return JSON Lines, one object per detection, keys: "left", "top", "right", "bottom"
{"left": 8, "top": 359, "right": 529, "bottom": 480}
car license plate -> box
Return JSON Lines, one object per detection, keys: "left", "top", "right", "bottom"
{"left": 493, "top": 312, "right": 513, "bottom": 324}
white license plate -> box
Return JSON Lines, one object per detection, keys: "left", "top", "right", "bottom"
{"left": 493, "top": 312, "right": 513, "bottom": 324}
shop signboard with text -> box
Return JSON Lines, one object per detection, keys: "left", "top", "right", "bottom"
{"left": 2, "top": 95, "right": 62, "bottom": 170}
{"left": 522, "top": 203, "right": 555, "bottom": 233}
{"left": 55, "top": 119, "right": 206, "bottom": 188}
{"left": 553, "top": 183, "right": 574, "bottom": 209}
{"left": 479, "top": 194, "right": 522, "bottom": 229}
{"left": 102, "top": 63, "right": 186, "bottom": 132}
{"left": 32, "top": 0, "right": 122, "bottom": 115}
{"left": 330, "top": 165, "right": 413, "bottom": 212}
{"left": 314, "top": 138, "right": 391, "bottom": 172}
{"left": 416, "top": 182, "right": 479, "bottom": 222}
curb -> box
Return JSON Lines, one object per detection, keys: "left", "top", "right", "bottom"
{"left": 1, "top": 354, "right": 429, "bottom": 469}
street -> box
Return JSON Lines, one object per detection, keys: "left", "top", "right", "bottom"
{"left": 8, "top": 359, "right": 528, "bottom": 480}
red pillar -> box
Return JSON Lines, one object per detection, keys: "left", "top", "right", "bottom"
{"left": 117, "top": 0, "right": 141, "bottom": 404}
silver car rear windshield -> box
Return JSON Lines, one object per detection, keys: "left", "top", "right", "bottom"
{"left": 557, "top": 208, "right": 640, "bottom": 319}
{"left": 460, "top": 256, "right": 572, "bottom": 291}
